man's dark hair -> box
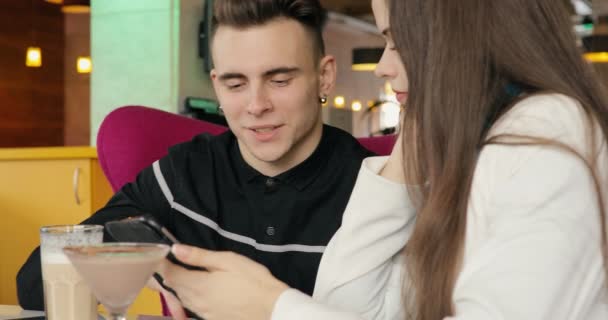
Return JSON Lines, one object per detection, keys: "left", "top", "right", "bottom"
{"left": 212, "top": 0, "right": 328, "bottom": 61}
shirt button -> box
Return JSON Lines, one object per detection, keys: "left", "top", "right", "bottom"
{"left": 265, "top": 178, "right": 276, "bottom": 188}
{"left": 266, "top": 226, "right": 276, "bottom": 236}
{"left": 265, "top": 178, "right": 278, "bottom": 192}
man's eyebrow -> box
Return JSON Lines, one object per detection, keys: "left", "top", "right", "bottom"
{"left": 218, "top": 72, "right": 246, "bottom": 81}
{"left": 263, "top": 67, "right": 300, "bottom": 77}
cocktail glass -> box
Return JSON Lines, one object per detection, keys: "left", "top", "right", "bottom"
{"left": 63, "top": 243, "right": 170, "bottom": 320}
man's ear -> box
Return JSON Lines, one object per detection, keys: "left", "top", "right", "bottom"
{"left": 318, "top": 55, "right": 336, "bottom": 97}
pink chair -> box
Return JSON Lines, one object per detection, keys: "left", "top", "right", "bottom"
{"left": 357, "top": 135, "right": 396, "bottom": 157}
{"left": 96, "top": 105, "right": 396, "bottom": 315}
{"left": 97, "top": 106, "right": 228, "bottom": 191}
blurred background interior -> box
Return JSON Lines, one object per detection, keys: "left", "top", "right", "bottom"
{"left": 0, "top": 0, "right": 408, "bottom": 149}
{"left": 1, "top": 0, "right": 608, "bottom": 316}
{"left": 2, "top": 0, "right": 606, "bottom": 148}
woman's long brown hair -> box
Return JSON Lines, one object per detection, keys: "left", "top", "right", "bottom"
{"left": 388, "top": 0, "right": 608, "bottom": 319}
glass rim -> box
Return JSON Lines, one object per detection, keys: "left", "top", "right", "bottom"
{"left": 64, "top": 242, "right": 170, "bottom": 249}
{"left": 40, "top": 224, "right": 103, "bottom": 234}
{"left": 62, "top": 242, "right": 171, "bottom": 256}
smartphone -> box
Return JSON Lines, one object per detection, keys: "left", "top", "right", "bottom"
{"left": 105, "top": 215, "right": 204, "bottom": 271}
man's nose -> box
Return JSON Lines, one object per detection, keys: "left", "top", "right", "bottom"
{"left": 246, "top": 86, "right": 272, "bottom": 116}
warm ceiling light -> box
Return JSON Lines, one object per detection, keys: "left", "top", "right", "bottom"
{"left": 351, "top": 100, "right": 362, "bottom": 112}
{"left": 384, "top": 81, "right": 393, "bottom": 96}
{"left": 351, "top": 63, "right": 377, "bottom": 72}
{"left": 77, "top": 56, "right": 92, "bottom": 73}
{"left": 352, "top": 47, "right": 383, "bottom": 72}
{"left": 585, "top": 52, "right": 608, "bottom": 63}
{"left": 45, "top": 0, "right": 91, "bottom": 13}
{"left": 582, "top": 34, "right": 608, "bottom": 63}
{"left": 25, "top": 47, "right": 42, "bottom": 67}
{"left": 334, "top": 96, "right": 345, "bottom": 108}
{"left": 380, "top": 101, "right": 402, "bottom": 129}
{"left": 62, "top": 5, "right": 90, "bottom": 14}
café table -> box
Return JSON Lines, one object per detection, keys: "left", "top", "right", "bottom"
{"left": 0, "top": 305, "right": 173, "bottom": 320}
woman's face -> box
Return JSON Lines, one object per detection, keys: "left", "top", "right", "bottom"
{"left": 372, "top": 0, "right": 409, "bottom": 104}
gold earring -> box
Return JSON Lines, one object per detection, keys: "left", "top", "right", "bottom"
{"left": 319, "top": 96, "right": 327, "bottom": 104}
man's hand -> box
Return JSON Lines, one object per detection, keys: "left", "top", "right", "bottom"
{"left": 163, "top": 245, "right": 289, "bottom": 320}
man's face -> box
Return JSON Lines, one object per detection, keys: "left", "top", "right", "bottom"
{"left": 211, "top": 18, "right": 335, "bottom": 175}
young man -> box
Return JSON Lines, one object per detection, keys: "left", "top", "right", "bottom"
{"left": 16, "top": 0, "right": 373, "bottom": 311}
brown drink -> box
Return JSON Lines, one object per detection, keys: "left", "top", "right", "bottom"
{"left": 63, "top": 243, "right": 170, "bottom": 320}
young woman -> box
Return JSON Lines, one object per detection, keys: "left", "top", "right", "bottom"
{"left": 375, "top": 0, "right": 608, "bottom": 319}
{"left": 163, "top": 0, "right": 608, "bottom": 319}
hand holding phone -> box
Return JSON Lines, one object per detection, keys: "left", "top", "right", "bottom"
{"left": 105, "top": 215, "right": 204, "bottom": 271}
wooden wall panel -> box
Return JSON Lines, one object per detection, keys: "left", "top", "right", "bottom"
{"left": 63, "top": 13, "right": 90, "bottom": 146}
{"left": 0, "top": 0, "right": 65, "bottom": 147}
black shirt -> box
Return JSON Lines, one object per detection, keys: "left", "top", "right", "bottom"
{"left": 16, "top": 124, "right": 374, "bottom": 310}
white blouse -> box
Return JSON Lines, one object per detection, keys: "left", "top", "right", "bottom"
{"left": 271, "top": 93, "right": 608, "bottom": 320}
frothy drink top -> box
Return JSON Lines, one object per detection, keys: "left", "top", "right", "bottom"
{"left": 40, "top": 225, "right": 103, "bottom": 257}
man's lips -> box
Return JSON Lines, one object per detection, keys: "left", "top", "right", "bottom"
{"left": 247, "top": 125, "right": 283, "bottom": 132}
{"left": 245, "top": 125, "right": 284, "bottom": 142}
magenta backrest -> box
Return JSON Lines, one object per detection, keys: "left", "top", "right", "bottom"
{"left": 357, "top": 135, "right": 396, "bottom": 157}
{"left": 96, "top": 105, "right": 395, "bottom": 316}
{"left": 96, "top": 106, "right": 228, "bottom": 191}
{"left": 97, "top": 106, "right": 396, "bottom": 191}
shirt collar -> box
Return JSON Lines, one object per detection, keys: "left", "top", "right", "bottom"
{"left": 231, "top": 125, "right": 331, "bottom": 191}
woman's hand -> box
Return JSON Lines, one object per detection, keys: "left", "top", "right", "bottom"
{"left": 146, "top": 262, "right": 188, "bottom": 320}
{"left": 162, "top": 245, "right": 290, "bottom": 320}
